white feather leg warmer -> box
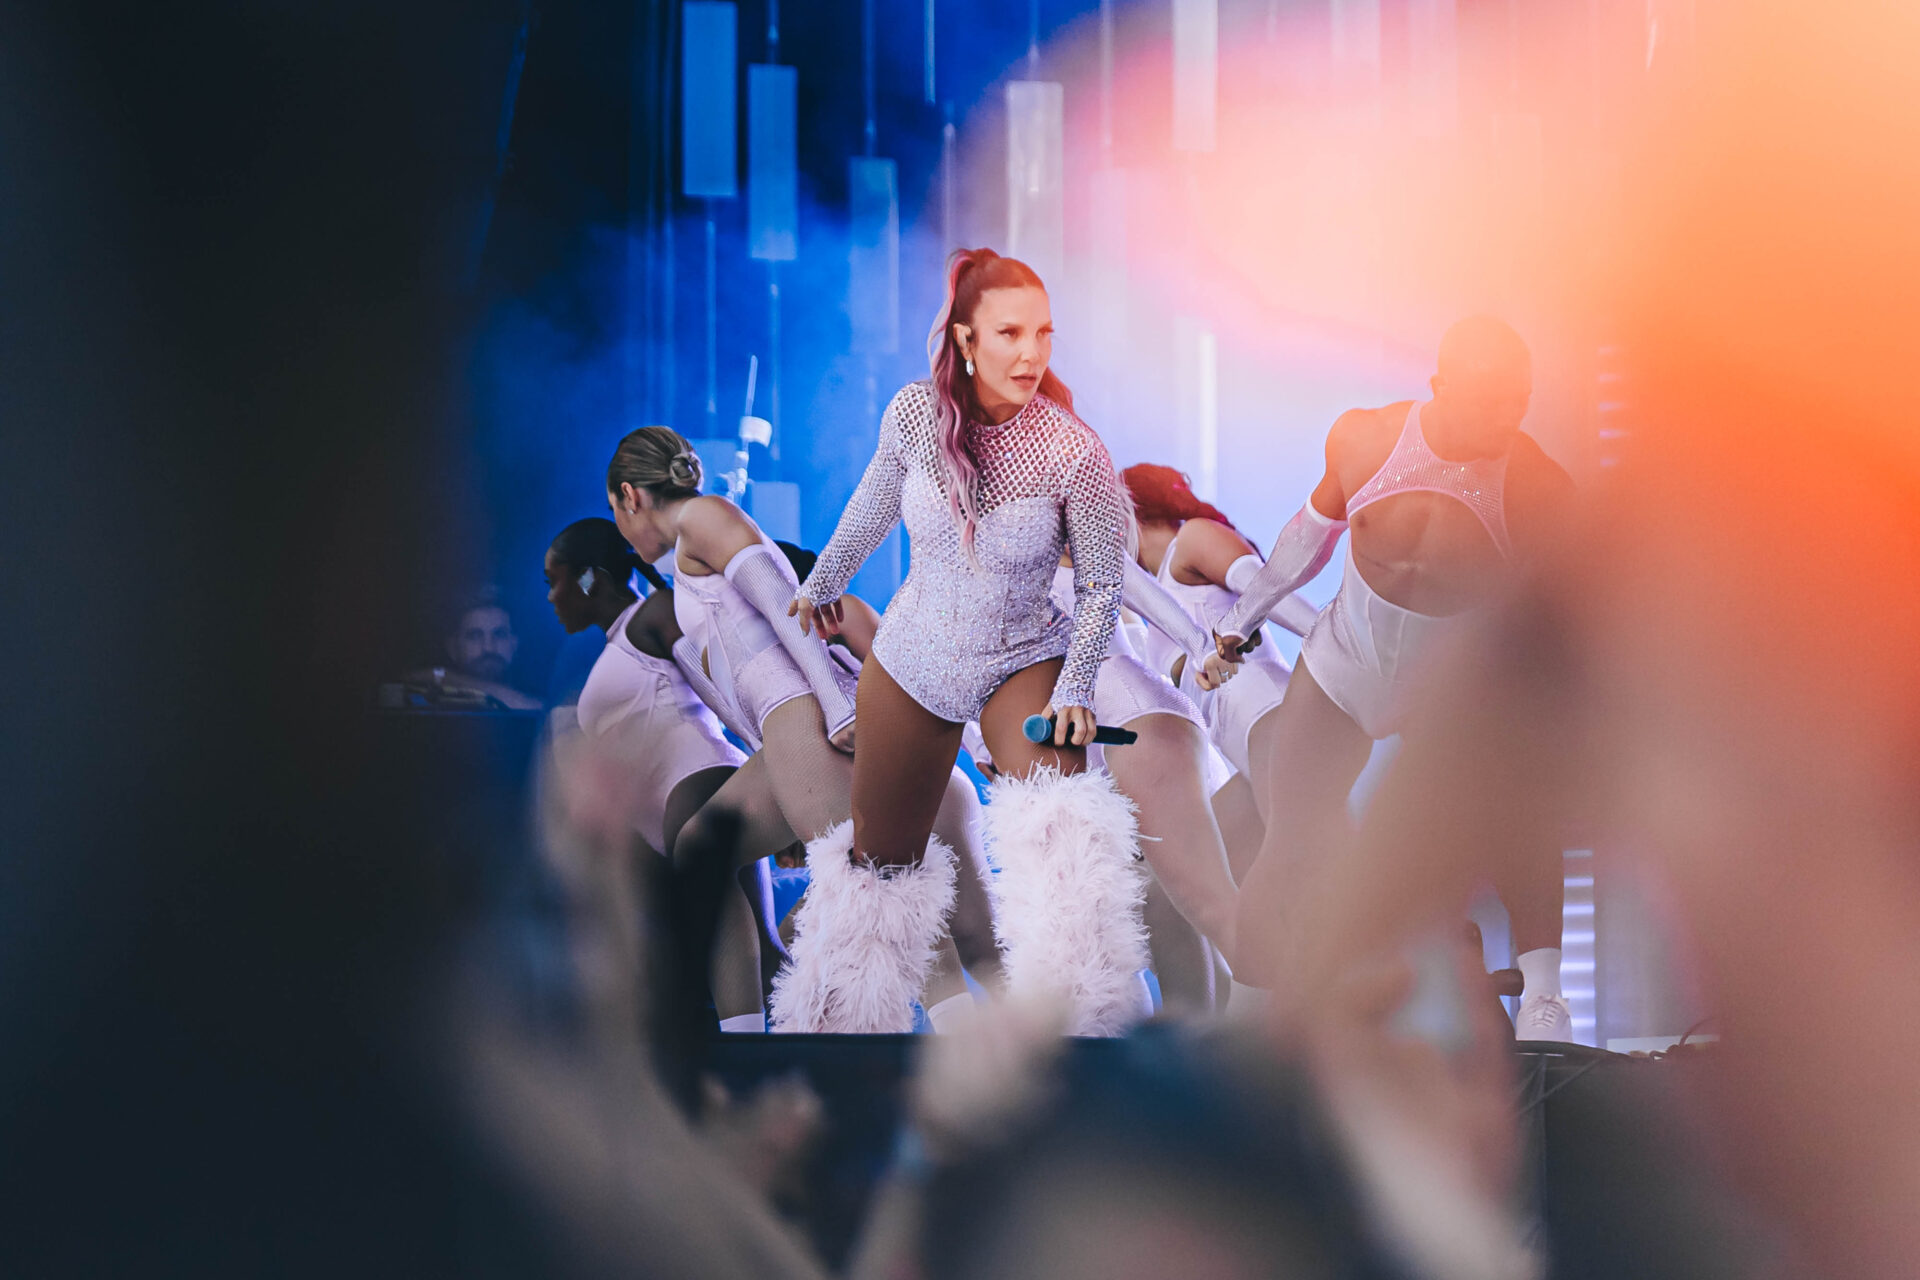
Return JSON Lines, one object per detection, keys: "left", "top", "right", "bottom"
{"left": 769, "top": 822, "right": 957, "bottom": 1034}
{"left": 982, "top": 767, "right": 1152, "bottom": 1037}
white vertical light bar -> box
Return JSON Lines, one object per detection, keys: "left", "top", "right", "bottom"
{"left": 1098, "top": 0, "right": 1115, "bottom": 154}
{"left": 1331, "top": 0, "right": 1381, "bottom": 83}
{"left": 940, "top": 114, "right": 957, "bottom": 252}
{"left": 1563, "top": 848, "right": 1597, "bottom": 1045}
{"left": 681, "top": 2, "right": 739, "bottom": 197}
{"left": 1006, "top": 80, "right": 1065, "bottom": 289}
{"left": 1407, "top": 0, "right": 1457, "bottom": 136}
{"left": 1175, "top": 317, "right": 1219, "bottom": 499}
{"left": 747, "top": 65, "right": 798, "bottom": 262}
{"left": 848, "top": 157, "right": 900, "bottom": 354}
{"left": 1087, "top": 169, "right": 1128, "bottom": 358}
{"left": 1171, "top": 0, "right": 1218, "bottom": 153}
{"left": 924, "top": 0, "right": 936, "bottom": 103}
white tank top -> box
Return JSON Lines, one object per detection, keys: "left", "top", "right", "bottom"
{"left": 1345, "top": 400, "right": 1513, "bottom": 560}
{"left": 576, "top": 600, "right": 733, "bottom": 749}
{"left": 1144, "top": 537, "right": 1286, "bottom": 679}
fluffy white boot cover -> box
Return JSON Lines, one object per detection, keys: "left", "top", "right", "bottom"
{"left": 983, "top": 766, "right": 1151, "bottom": 1037}
{"left": 769, "top": 822, "right": 957, "bottom": 1034}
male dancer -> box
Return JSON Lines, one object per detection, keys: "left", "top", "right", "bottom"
{"left": 1215, "top": 316, "right": 1577, "bottom": 1038}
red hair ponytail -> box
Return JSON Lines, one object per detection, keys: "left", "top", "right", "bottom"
{"left": 1120, "top": 463, "right": 1238, "bottom": 531}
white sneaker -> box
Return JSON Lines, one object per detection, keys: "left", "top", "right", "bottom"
{"left": 1514, "top": 994, "right": 1573, "bottom": 1042}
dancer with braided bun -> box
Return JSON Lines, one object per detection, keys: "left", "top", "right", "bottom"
{"left": 792, "top": 248, "right": 1149, "bottom": 1037}
{"left": 605, "top": 427, "right": 998, "bottom": 1033}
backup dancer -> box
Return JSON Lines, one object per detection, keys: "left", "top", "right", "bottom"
{"left": 792, "top": 248, "right": 1149, "bottom": 1037}
{"left": 604, "top": 427, "right": 998, "bottom": 1033}
{"left": 1121, "top": 465, "right": 1318, "bottom": 884}
{"left": 541, "top": 517, "right": 769, "bottom": 1032}
{"left": 1212, "top": 316, "right": 1576, "bottom": 1036}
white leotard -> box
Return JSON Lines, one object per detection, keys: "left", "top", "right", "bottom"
{"left": 575, "top": 599, "right": 745, "bottom": 853}
{"left": 1301, "top": 400, "right": 1512, "bottom": 738}
{"left": 673, "top": 535, "right": 854, "bottom": 741}
{"left": 1138, "top": 541, "right": 1292, "bottom": 778}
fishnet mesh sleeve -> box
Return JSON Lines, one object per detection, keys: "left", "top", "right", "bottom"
{"left": 1215, "top": 501, "right": 1345, "bottom": 642}
{"left": 1121, "top": 558, "right": 1211, "bottom": 665}
{"left": 1049, "top": 436, "right": 1127, "bottom": 711}
{"left": 797, "top": 395, "right": 906, "bottom": 607}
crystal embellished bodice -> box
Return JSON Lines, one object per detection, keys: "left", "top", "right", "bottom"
{"left": 1346, "top": 400, "right": 1513, "bottom": 560}
{"left": 800, "top": 379, "right": 1127, "bottom": 720}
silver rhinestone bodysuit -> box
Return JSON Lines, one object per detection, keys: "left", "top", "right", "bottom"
{"left": 798, "top": 379, "right": 1127, "bottom": 724}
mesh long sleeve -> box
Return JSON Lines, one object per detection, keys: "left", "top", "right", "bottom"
{"left": 672, "top": 636, "right": 759, "bottom": 748}
{"left": 1122, "top": 558, "right": 1211, "bottom": 665}
{"left": 726, "top": 544, "right": 858, "bottom": 736}
{"left": 1215, "top": 502, "right": 1345, "bottom": 643}
{"left": 1224, "top": 553, "right": 1321, "bottom": 638}
{"left": 1270, "top": 592, "right": 1321, "bottom": 638}
{"left": 1049, "top": 438, "right": 1127, "bottom": 711}
{"left": 797, "top": 395, "right": 906, "bottom": 607}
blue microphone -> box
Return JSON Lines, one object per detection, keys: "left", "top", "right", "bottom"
{"left": 1022, "top": 713, "right": 1139, "bottom": 747}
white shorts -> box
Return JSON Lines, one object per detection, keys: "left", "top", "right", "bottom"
{"left": 548, "top": 706, "right": 744, "bottom": 856}
{"left": 1299, "top": 552, "right": 1455, "bottom": 741}
{"left": 1204, "top": 651, "right": 1291, "bottom": 778}
{"left": 733, "top": 646, "right": 860, "bottom": 740}
{"left": 1086, "top": 653, "right": 1204, "bottom": 773}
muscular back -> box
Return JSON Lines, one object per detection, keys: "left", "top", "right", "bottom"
{"left": 1318, "top": 402, "right": 1572, "bottom": 617}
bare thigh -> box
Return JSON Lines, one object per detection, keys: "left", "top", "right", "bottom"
{"left": 848, "top": 656, "right": 965, "bottom": 866}
{"left": 1211, "top": 773, "right": 1264, "bottom": 883}
{"left": 1249, "top": 657, "right": 1374, "bottom": 840}
{"left": 978, "top": 657, "right": 1086, "bottom": 780}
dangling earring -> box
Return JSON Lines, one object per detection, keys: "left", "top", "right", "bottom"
{"left": 964, "top": 357, "right": 975, "bottom": 377}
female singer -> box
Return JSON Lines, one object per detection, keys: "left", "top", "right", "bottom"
{"left": 791, "top": 249, "right": 1146, "bottom": 1036}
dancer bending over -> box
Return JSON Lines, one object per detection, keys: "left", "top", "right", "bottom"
{"left": 1213, "top": 317, "right": 1576, "bottom": 1036}
{"left": 542, "top": 517, "right": 784, "bottom": 1031}
{"left": 605, "top": 428, "right": 998, "bottom": 1032}
{"left": 793, "top": 248, "right": 1148, "bottom": 1037}
{"left": 1122, "top": 464, "right": 1314, "bottom": 889}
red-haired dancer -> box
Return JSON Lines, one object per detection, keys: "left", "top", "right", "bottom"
{"left": 791, "top": 249, "right": 1147, "bottom": 1036}
{"left": 1212, "top": 317, "right": 1577, "bottom": 1036}
{"left": 1121, "top": 465, "right": 1315, "bottom": 885}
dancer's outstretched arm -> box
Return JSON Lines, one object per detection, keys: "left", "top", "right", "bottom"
{"left": 1222, "top": 556, "right": 1321, "bottom": 637}
{"left": 1214, "top": 449, "right": 1348, "bottom": 656}
{"left": 1121, "top": 558, "right": 1234, "bottom": 690}
{"left": 793, "top": 391, "right": 909, "bottom": 636}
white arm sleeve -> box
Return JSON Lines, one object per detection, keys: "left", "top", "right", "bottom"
{"left": 726, "top": 543, "right": 858, "bottom": 736}
{"left": 1121, "top": 558, "right": 1211, "bottom": 665}
{"left": 1215, "top": 502, "right": 1346, "bottom": 643}
{"left": 1223, "top": 554, "right": 1321, "bottom": 639}
{"left": 672, "top": 636, "right": 760, "bottom": 749}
